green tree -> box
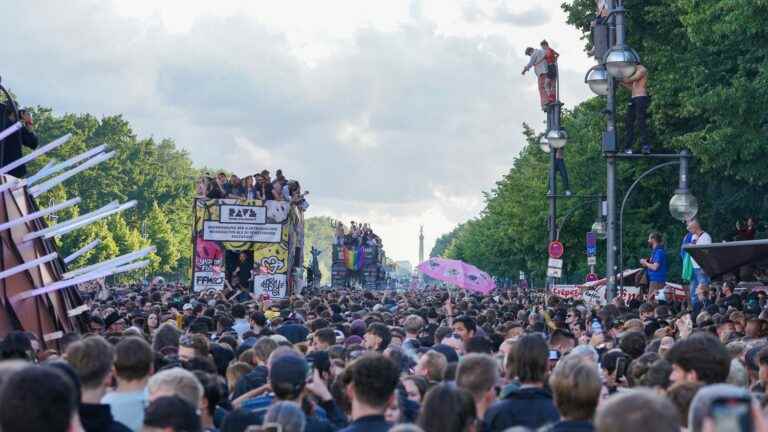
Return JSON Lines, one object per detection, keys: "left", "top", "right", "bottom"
{"left": 303, "top": 216, "right": 338, "bottom": 284}
{"left": 430, "top": 223, "right": 466, "bottom": 258}
{"left": 144, "top": 202, "right": 180, "bottom": 274}
{"left": 26, "top": 110, "right": 197, "bottom": 281}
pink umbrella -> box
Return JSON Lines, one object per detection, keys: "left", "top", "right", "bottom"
{"left": 417, "top": 258, "right": 496, "bottom": 295}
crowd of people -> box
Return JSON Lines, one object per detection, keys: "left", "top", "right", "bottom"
{"left": 3, "top": 254, "right": 768, "bottom": 432}
{"left": 333, "top": 221, "right": 382, "bottom": 249}
{"left": 197, "top": 169, "right": 309, "bottom": 210}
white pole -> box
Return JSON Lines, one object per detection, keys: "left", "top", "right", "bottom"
{"left": 22, "top": 200, "right": 118, "bottom": 242}
{"left": 63, "top": 239, "right": 102, "bottom": 264}
{"left": 0, "top": 122, "right": 22, "bottom": 141}
{"left": 64, "top": 245, "right": 155, "bottom": 279}
{"left": 0, "top": 252, "right": 58, "bottom": 281}
{"left": 0, "top": 197, "right": 81, "bottom": 232}
{"left": 27, "top": 159, "right": 56, "bottom": 183}
{"left": 10, "top": 259, "right": 150, "bottom": 303}
{"left": 26, "top": 144, "right": 107, "bottom": 186}
{"left": 0, "top": 133, "right": 72, "bottom": 175}
{"left": 29, "top": 150, "right": 115, "bottom": 197}
{"left": 40, "top": 200, "right": 136, "bottom": 240}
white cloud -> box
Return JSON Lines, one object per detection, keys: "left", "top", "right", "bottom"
{"left": 0, "top": 0, "right": 595, "bottom": 264}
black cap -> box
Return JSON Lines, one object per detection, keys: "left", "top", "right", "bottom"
{"left": 143, "top": 395, "right": 202, "bottom": 432}
{"left": 432, "top": 343, "right": 459, "bottom": 363}
{"left": 104, "top": 311, "right": 122, "bottom": 329}
{"left": 269, "top": 354, "right": 308, "bottom": 389}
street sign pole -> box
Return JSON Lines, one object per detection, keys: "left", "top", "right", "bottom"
{"left": 586, "top": 231, "right": 598, "bottom": 283}
{"left": 547, "top": 240, "right": 565, "bottom": 283}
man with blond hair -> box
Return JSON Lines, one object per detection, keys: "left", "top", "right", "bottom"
{"left": 415, "top": 350, "right": 447, "bottom": 383}
{"left": 147, "top": 367, "right": 203, "bottom": 410}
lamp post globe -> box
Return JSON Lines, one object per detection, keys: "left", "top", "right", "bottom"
{"left": 585, "top": 66, "right": 610, "bottom": 96}
{"left": 669, "top": 190, "right": 699, "bottom": 222}
{"left": 592, "top": 220, "right": 607, "bottom": 240}
{"left": 546, "top": 129, "right": 568, "bottom": 149}
{"left": 604, "top": 45, "right": 640, "bottom": 80}
{"left": 539, "top": 135, "right": 551, "bottom": 153}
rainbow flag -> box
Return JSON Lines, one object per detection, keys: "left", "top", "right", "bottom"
{"left": 343, "top": 246, "right": 365, "bottom": 271}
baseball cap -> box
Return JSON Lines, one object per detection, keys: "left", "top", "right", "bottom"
{"left": 183, "top": 303, "right": 193, "bottom": 311}
{"left": 344, "top": 335, "right": 363, "bottom": 346}
{"left": 269, "top": 355, "right": 308, "bottom": 394}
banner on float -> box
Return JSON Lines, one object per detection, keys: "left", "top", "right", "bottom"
{"left": 253, "top": 274, "right": 288, "bottom": 299}
{"left": 203, "top": 221, "right": 282, "bottom": 243}
{"left": 219, "top": 205, "right": 267, "bottom": 224}
{"left": 193, "top": 198, "right": 294, "bottom": 293}
{"left": 193, "top": 237, "right": 225, "bottom": 292}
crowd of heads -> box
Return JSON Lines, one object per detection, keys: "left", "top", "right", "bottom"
{"left": 334, "top": 220, "right": 382, "bottom": 248}
{"left": 3, "top": 279, "right": 768, "bottom": 432}
{"left": 197, "top": 169, "right": 309, "bottom": 208}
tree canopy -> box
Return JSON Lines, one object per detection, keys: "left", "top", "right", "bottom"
{"left": 303, "top": 216, "right": 338, "bottom": 284}
{"left": 29, "top": 109, "right": 197, "bottom": 281}
{"left": 438, "top": 0, "right": 768, "bottom": 284}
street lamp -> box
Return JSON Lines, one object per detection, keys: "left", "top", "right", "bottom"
{"left": 669, "top": 150, "right": 698, "bottom": 221}
{"left": 617, "top": 151, "right": 697, "bottom": 290}
{"left": 593, "top": 199, "right": 608, "bottom": 239}
{"left": 585, "top": 65, "right": 610, "bottom": 96}
{"left": 591, "top": 220, "right": 607, "bottom": 239}
{"left": 669, "top": 192, "right": 698, "bottom": 222}
{"left": 604, "top": 45, "right": 640, "bottom": 80}
{"left": 546, "top": 129, "right": 568, "bottom": 149}
{"left": 539, "top": 134, "right": 551, "bottom": 153}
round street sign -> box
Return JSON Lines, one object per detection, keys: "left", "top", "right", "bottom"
{"left": 548, "top": 240, "right": 564, "bottom": 259}
{"left": 586, "top": 273, "right": 599, "bottom": 282}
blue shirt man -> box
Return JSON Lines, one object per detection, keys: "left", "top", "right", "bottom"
{"left": 641, "top": 232, "right": 667, "bottom": 301}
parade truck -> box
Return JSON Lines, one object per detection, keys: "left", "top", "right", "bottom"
{"left": 331, "top": 242, "right": 387, "bottom": 290}
{"left": 191, "top": 197, "right": 305, "bottom": 300}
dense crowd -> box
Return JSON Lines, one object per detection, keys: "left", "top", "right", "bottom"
{"left": 197, "top": 169, "right": 309, "bottom": 210}
{"left": 3, "top": 273, "right": 768, "bottom": 432}
{"left": 333, "top": 221, "right": 382, "bottom": 248}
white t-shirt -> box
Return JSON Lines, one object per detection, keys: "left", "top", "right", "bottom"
{"left": 102, "top": 388, "right": 148, "bottom": 432}
{"left": 691, "top": 231, "right": 711, "bottom": 269}
{"left": 526, "top": 49, "right": 548, "bottom": 77}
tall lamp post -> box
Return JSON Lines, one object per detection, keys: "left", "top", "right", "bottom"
{"left": 541, "top": 66, "right": 568, "bottom": 290}
{"left": 584, "top": 0, "right": 640, "bottom": 300}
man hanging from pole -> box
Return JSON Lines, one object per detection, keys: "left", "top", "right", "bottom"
{"left": 621, "top": 64, "right": 651, "bottom": 154}
{"left": 553, "top": 148, "right": 572, "bottom": 197}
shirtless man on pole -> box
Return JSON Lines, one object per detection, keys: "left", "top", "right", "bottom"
{"left": 621, "top": 64, "right": 650, "bottom": 154}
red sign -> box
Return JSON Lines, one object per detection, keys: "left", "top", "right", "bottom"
{"left": 548, "top": 241, "right": 564, "bottom": 259}
{"left": 586, "top": 273, "right": 598, "bottom": 282}
{"left": 552, "top": 285, "right": 580, "bottom": 299}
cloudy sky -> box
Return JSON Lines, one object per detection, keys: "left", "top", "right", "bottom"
{"left": 0, "top": 0, "right": 594, "bottom": 265}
